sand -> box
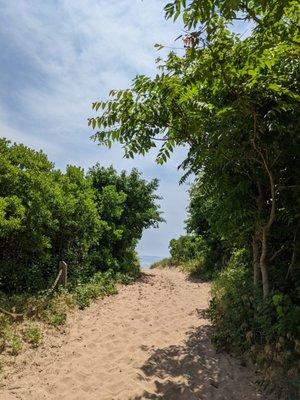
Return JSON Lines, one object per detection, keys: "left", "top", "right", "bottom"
{"left": 0, "top": 268, "right": 265, "bottom": 400}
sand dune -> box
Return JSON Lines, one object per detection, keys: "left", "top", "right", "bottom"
{"left": 0, "top": 269, "right": 265, "bottom": 399}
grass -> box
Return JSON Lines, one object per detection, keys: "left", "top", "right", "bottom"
{"left": 0, "top": 268, "right": 138, "bottom": 362}
{"left": 150, "top": 257, "right": 216, "bottom": 281}
{"left": 24, "top": 324, "right": 43, "bottom": 346}
{"left": 73, "top": 273, "right": 118, "bottom": 309}
{"left": 0, "top": 324, "right": 23, "bottom": 356}
{"left": 48, "top": 312, "right": 67, "bottom": 326}
{"left": 10, "top": 336, "right": 22, "bottom": 355}
{"left": 179, "top": 259, "right": 218, "bottom": 281}
{"left": 149, "top": 257, "right": 172, "bottom": 269}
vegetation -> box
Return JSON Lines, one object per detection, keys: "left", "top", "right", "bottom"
{"left": 210, "top": 250, "right": 299, "bottom": 397}
{"left": 87, "top": 165, "right": 162, "bottom": 277}
{"left": 24, "top": 324, "right": 43, "bottom": 346}
{"left": 89, "top": 0, "right": 299, "bottom": 396}
{"left": 0, "top": 138, "right": 162, "bottom": 357}
{"left": 149, "top": 257, "right": 172, "bottom": 270}
{"left": 1, "top": 0, "right": 298, "bottom": 395}
{"left": 151, "top": 234, "right": 225, "bottom": 280}
{"left": 169, "top": 231, "right": 227, "bottom": 280}
{"left": 0, "top": 138, "right": 162, "bottom": 292}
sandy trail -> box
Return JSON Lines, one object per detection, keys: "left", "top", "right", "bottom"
{"left": 0, "top": 269, "right": 264, "bottom": 400}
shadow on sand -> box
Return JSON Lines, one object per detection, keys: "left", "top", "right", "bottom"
{"left": 137, "top": 272, "right": 156, "bottom": 284}
{"left": 130, "top": 314, "right": 262, "bottom": 400}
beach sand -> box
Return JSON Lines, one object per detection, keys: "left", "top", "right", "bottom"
{"left": 0, "top": 268, "right": 264, "bottom": 399}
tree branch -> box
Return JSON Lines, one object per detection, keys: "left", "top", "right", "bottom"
{"left": 240, "top": 2, "right": 262, "bottom": 25}
{"left": 251, "top": 111, "right": 276, "bottom": 231}
{"left": 269, "top": 244, "right": 285, "bottom": 262}
{"left": 150, "top": 136, "right": 168, "bottom": 141}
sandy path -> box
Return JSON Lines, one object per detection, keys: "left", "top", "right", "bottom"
{"left": 0, "top": 269, "right": 264, "bottom": 400}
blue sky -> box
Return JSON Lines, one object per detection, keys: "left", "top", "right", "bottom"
{"left": 0, "top": 1, "right": 252, "bottom": 259}
{"left": 0, "top": 0, "right": 191, "bottom": 258}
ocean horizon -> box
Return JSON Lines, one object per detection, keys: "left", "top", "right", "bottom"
{"left": 139, "top": 255, "right": 166, "bottom": 269}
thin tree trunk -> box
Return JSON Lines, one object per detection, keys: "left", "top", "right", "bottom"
{"left": 260, "top": 228, "right": 270, "bottom": 297}
{"left": 253, "top": 183, "right": 263, "bottom": 287}
{"left": 286, "top": 220, "right": 300, "bottom": 281}
{"left": 252, "top": 112, "right": 276, "bottom": 298}
{"left": 252, "top": 234, "right": 261, "bottom": 286}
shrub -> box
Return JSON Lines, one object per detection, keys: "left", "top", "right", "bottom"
{"left": 0, "top": 139, "right": 161, "bottom": 294}
{"left": 209, "top": 249, "right": 253, "bottom": 351}
{"left": 150, "top": 257, "right": 172, "bottom": 269}
{"left": 74, "top": 283, "right": 102, "bottom": 309}
{"left": 0, "top": 139, "right": 100, "bottom": 293}
{"left": 10, "top": 336, "right": 22, "bottom": 356}
{"left": 168, "top": 235, "right": 225, "bottom": 280}
{"left": 24, "top": 324, "right": 43, "bottom": 346}
{"left": 209, "top": 250, "right": 300, "bottom": 398}
{"left": 169, "top": 235, "right": 205, "bottom": 264}
{"left": 88, "top": 165, "right": 163, "bottom": 275}
{"left": 73, "top": 271, "right": 118, "bottom": 309}
{"left": 2, "top": 328, "right": 22, "bottom": 356}
{"left": 49, "top": 313, "right": 67, "bottom": 326}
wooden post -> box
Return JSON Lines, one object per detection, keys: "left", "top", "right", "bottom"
{"left": 58, "top": 261, "right": 68, "bottom": 287}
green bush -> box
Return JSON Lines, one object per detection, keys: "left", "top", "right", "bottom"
{"left": 169, "top": 235, "right": 224, "bottom": 280}
{"left": 150, "top": 257, "right": 172, "bottom": 269}
{"left": 0, "top": 139, "right": 100, "bottom": 292}
{"left": 209, "top": 250, "right": 300, "bottom": 398}
{"left": 73, "top": 271, "right": 118, "bottom": 309}
{"left": 179, "top": 258, "right": 206, "bottom": 278}
{"left": 24, "top": 324, "right": 43, "bottom": 346}
{"left": 0, "top": 139, "right": 162, "bottom": 294}
{"left": 88, "top": 165, "right": 163, "bottom": 275}
{"left": 10, "top": 336, "right": 22, "bottom": 356}
{"left": 169, "top": 235, "right": 205, "bottom": 264}
{"left": 1, "top": 328, "right": 22, "bottom": 356}
{"left": 49, "top": 313, "right": 67, "bottom": 326}
{"left": 209, "top": 249, "right": 254, "bottom": 351}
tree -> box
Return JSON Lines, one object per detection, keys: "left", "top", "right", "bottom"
{"left": 0, "top": 138, "right": 101, "bottom": 292}
{"left": 88, "top": 165, "right": 164, "bottom": 273}
{"left": 89, "top": 12, "right": 299, "bottom": 296}
{"left": 164, "top": 0, "right": 299, "bottom": 45}
{"left": 0, "top": 139, "right": 163, "bottom": 292}
{"left": 87, "top": 1, "right": 299, "bottom": 391}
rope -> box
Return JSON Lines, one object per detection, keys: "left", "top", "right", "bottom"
{"left": 49, "top": 269, "right": 63, "bottom": 292}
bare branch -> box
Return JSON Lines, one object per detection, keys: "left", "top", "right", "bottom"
{"left": 269, "top": 244, "right": 285, "bottom": 262}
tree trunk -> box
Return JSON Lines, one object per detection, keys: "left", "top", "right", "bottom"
{"left": 252, "top": 112, "right": 276, "bottom": 298}
{"left": 260, "top": 228, "right": 270, "bottom": 297}
{"left": 252, "top": 234, "right": 261, "bottom": 286}
{"left": 286, "top": 220, "right": 300, "bottom": 282}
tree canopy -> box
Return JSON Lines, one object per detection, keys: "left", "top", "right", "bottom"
{"left": 88, "top": 3, "right": 299, "bottom": 391}
{"left": 0, "top": 138, "right": 162, "bottom": 292}
{"left": 89, "top": 0, "right": 299, "bottom": 298}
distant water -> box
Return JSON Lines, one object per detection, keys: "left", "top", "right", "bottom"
{"left": 139, "top": 255, "right": 166, "bottom": 269}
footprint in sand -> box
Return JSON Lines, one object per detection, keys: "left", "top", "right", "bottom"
{"left": 0, "top": 269, "right": 264, "bottom": 400}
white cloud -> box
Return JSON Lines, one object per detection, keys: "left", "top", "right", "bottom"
{"left": 0, "top": 104, "right": 61, "bottom": 154}
{"left": 0, "top": 0, "right": 189, "bottom": 257}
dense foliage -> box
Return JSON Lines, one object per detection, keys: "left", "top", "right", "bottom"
{"left": 210, "top": 250, "right": 299, "bottom": 398}
{"left": 89, "top": 0, "right": 299, "bottom": 396}
{"left": 0, "top": 138, "right": 162, "bottom": 293}
{"left": 88, "top": 165, "right": 162, "bottom": 276}
{"left": 89, "top": 0, "right": 299, "bottom": 298}
{"left": 168, "top": 234, "right": 226, "bottom": 280}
